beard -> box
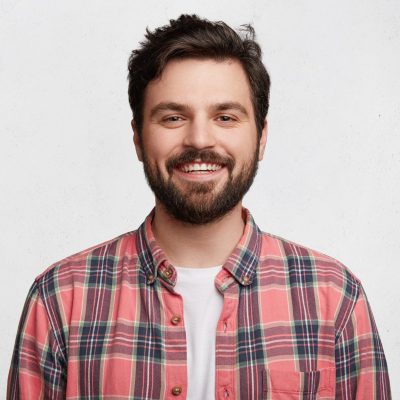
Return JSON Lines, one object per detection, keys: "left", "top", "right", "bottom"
{"left": 142, "top": 145, "right": 259, "bottom": 225}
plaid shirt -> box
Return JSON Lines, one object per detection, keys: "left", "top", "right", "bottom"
{"left": 8, "top": 209, "right": 391, "bottom": 399}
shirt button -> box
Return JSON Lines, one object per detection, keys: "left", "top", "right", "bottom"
{"left": 164, "top": 267, "right": 173, "bottom": 278}
{"left": 147, "top": 274, "right": 155, "bottom": 283}
{"left": 171, "top": 386, "right": 182, "bottom": 396}
{"left": 242, "top": 275, "right": 250, "bottom": 285}
{"left": 171, "top": 315, "right": 181, "bottom": 325}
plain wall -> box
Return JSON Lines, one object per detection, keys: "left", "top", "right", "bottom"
{"left": 1, "top": 0, "right": 399, "bottom": 396}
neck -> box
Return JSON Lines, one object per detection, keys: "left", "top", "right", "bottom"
{"left": 152, "top": 201, "right": 245, "bottom": 268}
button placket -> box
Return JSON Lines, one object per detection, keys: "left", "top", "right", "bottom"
{"left": 216, "top": 287, "right": 239, "bottom": 400}
{"left": 160, "top": 270, "right": 186, "bottom": 400}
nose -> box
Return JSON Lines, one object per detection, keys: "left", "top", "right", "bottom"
{"left": 182, "top": 118, "right": 217, "bottom": 149}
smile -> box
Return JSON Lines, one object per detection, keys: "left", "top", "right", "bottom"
{"left": 178, "top": 163, "right": 223, "bottom": 173}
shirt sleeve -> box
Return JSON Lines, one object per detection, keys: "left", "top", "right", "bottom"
{"left": 335, "top": 284, "right": 391, "bottom": 399}
{"left": 7, "top": 281, "right": 66, "bottom": 400}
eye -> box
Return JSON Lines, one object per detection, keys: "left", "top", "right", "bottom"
{"left": 165, "top": 115, "right": 183, "bottom": 122}
{"left": 216, "top": 115, "right": 237, "bottom": 123}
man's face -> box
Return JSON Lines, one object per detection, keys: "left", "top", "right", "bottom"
{"left": 134, "top": 58, "right": 267, "bottom": 224}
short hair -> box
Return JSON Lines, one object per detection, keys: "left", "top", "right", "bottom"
{"left": 128, "top": 14, "right": 270, "bottom": 138}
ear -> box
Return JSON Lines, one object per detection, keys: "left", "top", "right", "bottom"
{"left": 131, "top": 120, "right": 143, "bottom": 162}
{"left": 258, "top": 119, "right": 268, "bottom": 161}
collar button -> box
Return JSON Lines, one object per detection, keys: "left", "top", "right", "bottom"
{"left": 147, "top": 274, "right": 155, "bottom": 284}
{"left": 164, "top": 267, "right": 173, "bottom": 278}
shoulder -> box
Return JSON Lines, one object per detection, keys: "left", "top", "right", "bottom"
{"left": 259, "top": 230, "right": 361, "bottom": 287}
{"left": 21, "top": 230, "right": 140, "bottom": 355}
{"left": 34, "top": 230, "right": 139, "bottom": 291}
{"left": 258, "top": 231, "right": 362, "bottom": 331}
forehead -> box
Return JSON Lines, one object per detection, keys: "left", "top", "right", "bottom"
{"left": 143, "top": 58, "right": 254, "bottom": 115}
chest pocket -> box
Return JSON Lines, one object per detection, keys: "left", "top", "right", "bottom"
{"left": 263, "top": 368, "right": 335, "bottom": 400}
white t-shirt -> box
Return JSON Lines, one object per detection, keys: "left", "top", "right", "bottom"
{"left": 174, "top": 265, "right": 224, "bottom": 400}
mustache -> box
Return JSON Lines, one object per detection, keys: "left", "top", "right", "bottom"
{"left": 166, "top": 149, "right": 235, "bottom": 173}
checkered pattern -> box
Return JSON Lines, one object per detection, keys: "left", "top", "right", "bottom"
{"left": 8, "top": 209, "right": 391, "bottom": 399}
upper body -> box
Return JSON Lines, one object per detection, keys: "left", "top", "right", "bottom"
{"left": 7, "top": 208, "right": 390, "bottom": 399}
{"left": 8, "top": 14, "right": 391, "bottom": 399}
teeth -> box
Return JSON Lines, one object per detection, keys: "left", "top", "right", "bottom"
{"left": 180, "top": 163, "right": 222, "bottom": 173}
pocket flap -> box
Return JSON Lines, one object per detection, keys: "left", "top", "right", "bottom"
{"left": 264, "top": 368, "right": 335, "bottom": 399}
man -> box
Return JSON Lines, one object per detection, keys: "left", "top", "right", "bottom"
{"left": 8, "top": 14, "right": 391, "bottom": 399}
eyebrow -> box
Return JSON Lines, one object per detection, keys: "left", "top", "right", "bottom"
{"left": 150, "top": 102, "right": 190, "bottom": 119}
{"left": 213, "top": 102, "right": 249, "bottom": 117}
{"left": 149, "top": 101, "right": 249, "bottom": 119}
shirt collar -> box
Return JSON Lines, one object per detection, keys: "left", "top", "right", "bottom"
{"left": 136, "top": 208, "right": 262, "bottom": 287}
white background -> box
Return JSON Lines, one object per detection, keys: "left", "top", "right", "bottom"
{"left": 1, "top": 0, "right": 399, "bottom": 396}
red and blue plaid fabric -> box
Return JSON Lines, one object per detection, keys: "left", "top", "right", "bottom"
{"left": 8, "top": 209, "right": 391, "bottom": 399}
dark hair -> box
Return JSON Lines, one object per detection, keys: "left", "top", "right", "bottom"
{"left": 128, "top": 14, "right": 270, "bottom": 138}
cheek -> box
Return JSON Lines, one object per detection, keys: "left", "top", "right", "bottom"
{"left": 142, "top": 137, "right": 165, "bottom": 159}
{"left": 144, "top": 131, "right": 180, "bottom": 157}
{"left": 226, "top": 140, "right": 256, "bottom": 162}
{"left": 223, "top": 127, "right": 257, "bottom": 150}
